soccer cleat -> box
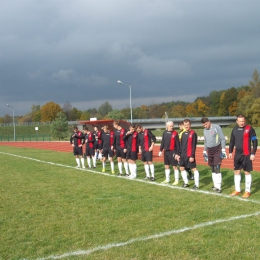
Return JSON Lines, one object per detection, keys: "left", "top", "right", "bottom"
{"left": 125, "top": 174, "right": 130, "bottom": 177}
{"left": 76, "top": 165, "right": 80, "bottom": 168}
{"left": 212, "top": 186, "right": 217, "bottom": 191}
{"left": 172, "top": 180, "right": 179, "bottom": 186}
{"left": 150, "top": 177, "right": 155, "bottom": 181}
{"left": 117, "top": 173, "right": 123, "bottom": 176}
{"left": 192, "top": 185, "right": 198, "bottom": 190}
{"left": 82, "top": 166, "right": 86, "bottom": 169}
{"left": 189, "top": 175, "right": 194, "bottom": 180}
{"left": 102, "top": 168, "right": 105, "bottom": 172}
{"left": 215, "top": 188, "right": 222, "bottom": 193}
{"left": 242, "top": 191, "right": 250, "bottom": 198}
{"left": 182, "top": 183, "right": 190, "bottom": 188}
{"left": 144, "top": 176, "right": 150, "bottom": 180}
{"left": 111, "top": 171, "right": 115, "bottom": 174}
{"left": 161, "top": 180, "right": 170, "bottom": 184}
{"left": 230, "top": 190, "right": 241, "bottom": 196}
{"left": 93, "top": 166, "right": 96, "bottom": 169}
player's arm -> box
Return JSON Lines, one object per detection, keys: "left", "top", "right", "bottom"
{"left": 251, "top": 128, "right": 258, "bottom": 155}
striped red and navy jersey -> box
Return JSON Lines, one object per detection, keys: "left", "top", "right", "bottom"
{"left": 101, "top": 131, "right": 115, "bottom": 150}
{"left": 139, "top": 129, "right": 156, "bottom": 152}
{"left": 114, "top": 128, "right": 126, "bottom": 149}
{"left": 70, "top": 131, "right": 85, "bottom": 147}
{"left": 96, "top": 130, "right": 102, "bottom": 145}
{"left": 160, "top": 130, "right": 180, "bottom": 153}
{"left": 86, "top": 132, "right": 95, "bottom": 149}
{"left": 229, "top": 125, "right": 258, "bottom": 155}
{"left": 180, "top": 130, "right": 197, "bottom": 157}
{"left": 123, "top": 131, "right": 139, "bottom": 152}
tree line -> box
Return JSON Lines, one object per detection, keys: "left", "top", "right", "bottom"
{"left": 1, "top": 69, "right": 260, "bottom": 126}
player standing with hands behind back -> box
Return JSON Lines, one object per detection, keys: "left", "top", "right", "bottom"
{"left": 229, "top": 114, "right": 258, "bottom": 198}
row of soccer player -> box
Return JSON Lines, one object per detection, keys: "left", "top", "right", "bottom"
{"left": 70, "top": 114, "right": 258, "bottom": 198}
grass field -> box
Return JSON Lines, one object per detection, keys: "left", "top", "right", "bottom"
{"left": 1, "top": 146, "right": 260, "bottom": 260}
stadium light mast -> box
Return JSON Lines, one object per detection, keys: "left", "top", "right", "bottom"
{"left": 7, "top": 104, "right": 16, "bottom": 141}
{"left": 117, "top": 80, "right": 132, "bottom": 123}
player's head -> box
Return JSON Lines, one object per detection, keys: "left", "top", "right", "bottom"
{"left": 103, "top": 125, "right": 109, "bottom": 133}
{"left": 166, "top": 121, "right": 174, "bottom": 131}
{"left": 94, "top": 126, "right": 99, "bottom": 131}
{"left": 129, "top": 124, "right": 136, "bottom": 133}
{"left": 178, "top": 121, "right": 184, "bottom": 130}
{"left": 83, "top": 126, "right": 89, "bottom": 133}
{"left": 183, "top": 119, "right": 191, "bottom": 131}
{"left": 113, "top": 120, "right": 120, "bottom": 129}
{"left": 136, "top": 124, "right": 143, "bottom": 133}
{"left": 236, "top": 114, "right": 246, "bottom": 127}
{"left": 201, "top": 117, "right": 211, "bottom": 130}
{"left": 73, "top": 126, "right": 78, "bottom": 132}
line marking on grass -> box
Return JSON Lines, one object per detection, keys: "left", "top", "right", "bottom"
{"left": 1, "top": 151, "right": 260, "bottom": 205}
{"left": 23, "top": 211, "right": 260, "bottom": 260}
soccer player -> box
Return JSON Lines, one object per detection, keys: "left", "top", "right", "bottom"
{"left": 159, "top": 121, "right": 180, "bottom": 184}
{"left": 83, "top": 127, "right": 96, "bottom": 168}
{"left": 229, "top": 114, "right": 258, "bottom": 198}
{"left": 178, "top": 121, "right": 194, "bottom": 180}
{"left": 113, "top": 120, "right": 129, "bottom": 176}
{"left": 100, "top": 125, "right": 115, "bottom": 174}
{"left": 201, "top": 117, "right": 226, "bottom": 193}
{"left": 177, "top": 119, "right": 200, "bottom": 189}
{"left": 70, "top": 126, "right": 85, "bottom": 168}
{"left": 93, "top": 126, "right": 102, "bottom": 160}
{"left": 136, "top": 124, "right": 156, "bottom": 181}
{"left": 123, "top": 124, "right": 139, "bottom": 179}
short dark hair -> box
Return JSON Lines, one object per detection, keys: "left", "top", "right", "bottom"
{"left": 201, "top": 117, "right": 209, "bottom": 123}
{"left": 183, "top": 119, "right": 191, "bottom": 124}
{"left": 178, "top": 121, "right": 184, "bottom": 126}
{"left": 73, "top": 126, "right": 78, "bottom": 130}
{"left": 237, "top": 114, "right": 245, "bottom": 119}
{"left": 83, "top": 127, "right": 88, "bottom": 131}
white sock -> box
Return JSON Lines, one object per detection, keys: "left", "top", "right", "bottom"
{"left": 174, "top": 170, "right": 179, "bottom": 182}
{"left": 132, "top": 164, "right": 137, "bottom": 178}
{"left": 149, "top": 164, "right": 155, "bottom": 178}
{"left": 165, "top": 169, "right": 170, "bottom": 182}
{"left": 87, "top": 157, "right": 91, "bottom": 167}
{"left": 129, "top": 163, "right": 133, "bottom": 175}
{"left": 234, "top": 174, "right": 241, "bottom": 192}
{"left": 144, "top": 164, "right": 150, "bottom": 177}
{"left": 212, "top": 172, "right": 216, "bottom": 187}
{"left": 181, "top": 170, "right": 189, "bottom": 184}
{"left": 102, "top": 162, "right": 106, "bottom": 168}
{"left": 110, "top": 162, "right": 114, "bottom": 172}
{"left": 124, "top": 162, "right": 129, "bottom": 174}
{"left": 245, "top": 174, "right": 252, "bottom": 192}
{"left": 92, "top": 156, "right": 96, "bottom": 167}
{"left": 118, "top": 162, "right": 122, "bottom": 174}
{"left": 215, "top": 173, "right": 222, "bottom": 190}
{"left": 80, "top": 158, "right": 85, "bottom": 167}
{"left": 194, "top": 170, "right": 199, "bottom": 187}
{"left": 76, "top": 158, "right": 80, "bottom": 166}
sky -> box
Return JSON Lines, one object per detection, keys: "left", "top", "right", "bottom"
{"left": 1, "top": 0, "right": 260, "bottom": 117}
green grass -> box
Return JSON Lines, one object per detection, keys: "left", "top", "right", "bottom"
{"left": 1, "top": 146, "right": 260, "bottom": 259}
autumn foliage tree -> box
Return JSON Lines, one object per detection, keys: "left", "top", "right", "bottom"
{"left": 40, "top": 101, "right": 62, "bottom": 122}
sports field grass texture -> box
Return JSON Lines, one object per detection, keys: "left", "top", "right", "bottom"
{"left": 1, "top": 146, "right": 260, "bottom": 260}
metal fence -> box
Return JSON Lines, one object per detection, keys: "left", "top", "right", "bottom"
{"left": 0, "top": 134, "right": 52, "bottom": 142}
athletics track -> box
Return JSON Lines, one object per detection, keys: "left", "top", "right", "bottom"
{"left": 0, "top": 141, "right": 260, "bottom": 171}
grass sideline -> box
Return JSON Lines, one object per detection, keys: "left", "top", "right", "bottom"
{"left": 1, "top": 146, "right": 260, "bottom": 260}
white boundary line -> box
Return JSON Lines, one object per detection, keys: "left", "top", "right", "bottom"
{"left": 1, "top": 151, "right": 260, "bottom": 205}
{"left": 29, "top": 211, "right": 260, "bottom": 260}
{"left": 1, "top": 152, "right": 260, "bottom": 259}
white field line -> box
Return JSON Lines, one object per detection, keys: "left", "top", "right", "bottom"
{"left": 1, "top": 151, "right": 260, "bottom": 205}
{"left": 26, "top": 211, "right": 260, "bottom": 260}
{"left": 1, "top": 151, "right": 260, "bottom": 259}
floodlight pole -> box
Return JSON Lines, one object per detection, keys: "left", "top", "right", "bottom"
{"left": 117, "top": 80, "right": 132, "bottom": 123}
{"left": 7, "top": 104, "right": 16, "bottom": 141}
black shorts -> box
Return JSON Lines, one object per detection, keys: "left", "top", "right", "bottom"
{"left": 141, "top": 151, "right": 153, "bottom": 162}
{"left": 126, "top": 149, "right": 138, "bottom": 160}
{"left": 179, "top": 155, "right": 196, "bottom": 169}
{"left": 116, "top": 147, "right": 126, "bottom": 159}
{"left": 234, "top": 154, "right": 253, "bottom": 172}
{"left": 73, "top": 147, "right": 83, "bottom": 156}
{"left": 102, "top": 148, "right": 114, "bottom": 159}
{"left": 86, "top": 147, "right": 95, "bottom": 157}
{"left": 207, "top": 145, "right": 222, "bottom": 167}
{"left": 164, "top": 150, "right": 178, "bottom": 166}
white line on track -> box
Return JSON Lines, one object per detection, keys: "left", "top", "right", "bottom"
{"left": 1, "top": 152, "right": 260, "bottom": 259}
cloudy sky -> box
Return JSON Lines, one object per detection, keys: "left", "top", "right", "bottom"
{"left": 1, "top": 0, "right": 260, "bottom": 117}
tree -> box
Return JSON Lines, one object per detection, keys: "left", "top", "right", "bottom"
{"left": 0, "top": 117, "right": 3, "bottom": 124}
{"left": 70, "top": 107, "right": 82, "bottom": 121}
{"left": 98, "top": 101, "right": 113, "bottom": 118}
{"left": 80, "top": 110, "right": 90, "bottom": 120}
{"left": 197, "top": 99, "right": 210, "bottom": 116}
{"left": 3, "top": 114, "right": 12, "bottom": 123}
{"left": 51, "top": 111, "right": 69, "bottom": 140}
{"left": 62, "top": 101, "right": 73, "bottom": 120}
{"left": 107, "top": 109, "right": 124, "bottom": 120}
{"left": 31, "top": 104, "right": 41, "bottom": 122}
{"left": 249, "top": 69, "right": 260, "bottom": 98}
{"left": 40, "top": 101, "right": 62, "bottom": 122}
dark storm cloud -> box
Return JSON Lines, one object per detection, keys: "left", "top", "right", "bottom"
{"left": 1, "top": 0, "right": 260, "bottom": 116}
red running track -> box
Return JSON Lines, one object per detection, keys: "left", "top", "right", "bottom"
{"left": 1, "top": 141, "right": 260, "bottom": 171}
